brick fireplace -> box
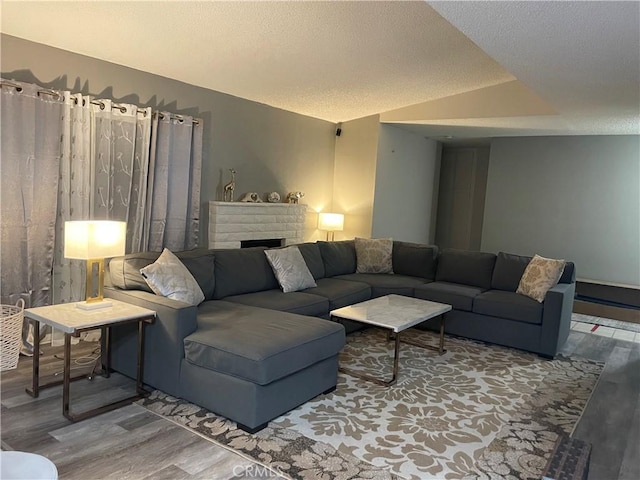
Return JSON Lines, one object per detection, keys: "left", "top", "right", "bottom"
{"left": 208, "top": 201, "right": 307, "bottom": 249}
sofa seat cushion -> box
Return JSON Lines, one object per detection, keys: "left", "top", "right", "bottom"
{"left": 414, "top": 281, "right": 485, "bottom": 311}
{"left": 185, "top": 301, "right": 345, "bottom": 385}
{"left": 303, "top": 278, "right": 371, "bottom": 310}
{"left": 473, "top": 290, "right": 543, "bottom": 325}
{"left": 335, "top": 273, "right": 429, "bottom": 297}
{"left": 223, "top": 290, "right": 329, "bottom": 317}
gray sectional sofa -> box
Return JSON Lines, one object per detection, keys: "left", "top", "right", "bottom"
{"left": 104, "top": 240, "right": 575, "bottom": 432}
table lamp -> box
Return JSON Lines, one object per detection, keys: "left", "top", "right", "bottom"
{"left": 64, "top": 220, "right": 126, "bottom": 310}
{"left": 318, "top": 212, "right": 344, "bottom": 241}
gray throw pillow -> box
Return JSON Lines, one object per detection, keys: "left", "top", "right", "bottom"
{"left": 264, "top": 246, "right": 317, "bottom": 293}
{"left": 140, "top": 248, "right": 205, "bottom": 305}
{"left": 355, "top": 237, "right": 393, "bottom": 274}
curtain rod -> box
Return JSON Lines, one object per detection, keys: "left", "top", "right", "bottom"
{"left": 0, "top": 80, "right": 200, "bottom": 126}
{"left": 0, "top": 79, "right": 60, "bottom": 99}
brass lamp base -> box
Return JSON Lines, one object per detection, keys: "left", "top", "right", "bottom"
{"left": 76, "top": 258, "right": 113, "bottom": 310}
{"left": 76, "top": 300, "right": 113, "bottom": 310}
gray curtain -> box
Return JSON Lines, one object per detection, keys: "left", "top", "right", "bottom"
{"left": 53, "top": 92, "right": 92, "bottom": 306}
{"left": 1, "top": 80, "right": 63, "bottom": 353}
{"left": 2, "top": 80, "right": 202, "bottom": 302}
{"left": 146, "top": 113, "right": 202, "bottom": 251}
{"left": 90, "top": 99, "right": 153, "bottom": 252}
{"left": 1, "top": 81, "right": 63, "bottom": 309}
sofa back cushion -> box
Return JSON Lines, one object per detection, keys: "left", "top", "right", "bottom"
{"left": 213, "top": 247, "right": 279, "bottom": 299}
{"left": 109, "top": 249, "right": 216, "bottom": 300}
{"left": 392, "top": 241, "right": 438, "bottom": 280}
{"left": 318, "top": 240, "right": 357, "bottom": 277}
{"left": 492, "top": 251, "right": 575, "bottom": 291}
{"left": 435, "top": 249, "right": 496, "bottom": 289}
{"left": 296, "top": 242, "right": 326, "bottom": 280}
{"left": 491, "top": 252, "right": 532, "bottom": 291}
{"left": 559, "top": 262, "right": 575, "bottom": 283}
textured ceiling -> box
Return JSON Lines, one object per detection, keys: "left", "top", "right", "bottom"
{"left": 1, "top": 0, "right": 639, "bottom": 139}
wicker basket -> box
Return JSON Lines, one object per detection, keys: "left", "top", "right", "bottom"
{"left": 1, "top": 299, "right": 25, "bottom": 371}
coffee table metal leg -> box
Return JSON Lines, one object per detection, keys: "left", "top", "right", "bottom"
{"left": 400, "top": 315, "right": 447, "bottom": 355}
{"left": 340, "top": 328, "right": 400, "bottom": 387}
{"left": 438, "top": 315, "right": 446, "bottom": 355}
{"left": 391, "top": 332, "right": 400, "bottom": 384}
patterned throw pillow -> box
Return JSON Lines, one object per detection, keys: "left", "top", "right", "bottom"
{"left": 140, "top": 248, "right": 205, "bottom": 306}
{"left": 355, "top": 237, "right": 393, "bottom": 274}
{"left": 516, "top": 254, "right": 566, "bottom": 302}
{"left": 264, "top": 246, "right": 317, "bottom": 293}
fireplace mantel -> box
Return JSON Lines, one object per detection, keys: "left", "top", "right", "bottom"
{"left": 208, "top": 201, "right": 307, "bottom": 249}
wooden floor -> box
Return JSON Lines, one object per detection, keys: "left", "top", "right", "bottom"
{"left": 1, "top": 327, "right": 639, "bottom": 480}
{"left": 560, "top": 327, "right": 640, "bottom": 480}
{"left": 0, "top": 342, "right": 280, "bottom": 479}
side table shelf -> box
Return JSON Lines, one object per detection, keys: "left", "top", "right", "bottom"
{"left": 25, "top": 300, "right": 156, "bottom": 422}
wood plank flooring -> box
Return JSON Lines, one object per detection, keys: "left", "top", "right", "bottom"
{"left": 0, "top": 341, "right": 282, "bottom": 479}
{"left": 2, "top": 325, "right": 639, "bottom": 480}
{"left": 559, "top": 327, "right": 640, "bottom": 480}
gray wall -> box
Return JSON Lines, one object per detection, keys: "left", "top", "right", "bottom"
{"left": 435, "top": 146, "right": 489, "bottom": 250}
{"left": 372, "top": 125, "right": 440, "bottom": 243}
{"left": 482, "top": 136, "right": 640, "bottom": 287}
{"left": 1, "top": 34, "right": 337, "bottom": 246}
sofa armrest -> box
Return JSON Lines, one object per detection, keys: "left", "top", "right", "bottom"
{"left": 539, "top": 282, "right": 576, "bottom": 357}
{"left": 104, "top": 287, "right": 198, "bottom": 396}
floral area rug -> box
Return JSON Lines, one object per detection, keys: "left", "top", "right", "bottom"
{"left": 138, "top": 329, "right": 603, "bottom": 480}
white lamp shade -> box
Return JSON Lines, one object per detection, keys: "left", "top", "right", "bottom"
{"left": 64, "top": 221, "right": 127, "bottom": 259}
{"left": 318, "top": 212, "right": 344, "bottom": 232}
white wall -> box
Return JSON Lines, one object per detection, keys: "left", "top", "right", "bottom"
{"left": 482, "top": 136, "right": 640, "bottom": 287}
{"left": 372, "top": 125, "right": 440, "bottom": 243}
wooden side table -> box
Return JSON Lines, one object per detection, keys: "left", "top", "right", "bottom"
{"left": 24, "top": 299, "right": 155, "bottom": 422}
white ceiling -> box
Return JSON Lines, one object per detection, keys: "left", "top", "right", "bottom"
{"left": 1, "top": 1, "right": 639, "bottom": 140}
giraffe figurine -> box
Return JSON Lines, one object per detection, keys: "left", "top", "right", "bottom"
{"left": 223, "top": 169, "right": 236, "bottom": 202}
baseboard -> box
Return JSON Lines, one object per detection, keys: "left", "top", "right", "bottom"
{"left": 573, "top": 300, "right": 640, "bottom": 324}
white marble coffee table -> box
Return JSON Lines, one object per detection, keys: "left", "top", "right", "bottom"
{"left": 330, "top": 295, "right": 452, "bottom": 386}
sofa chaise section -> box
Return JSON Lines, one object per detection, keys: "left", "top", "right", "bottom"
{"left": 182, "top": 301, "right": 344, "bottom": 432}
{"left": 105, "top": 247, "right": 346, "bottom": 432}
